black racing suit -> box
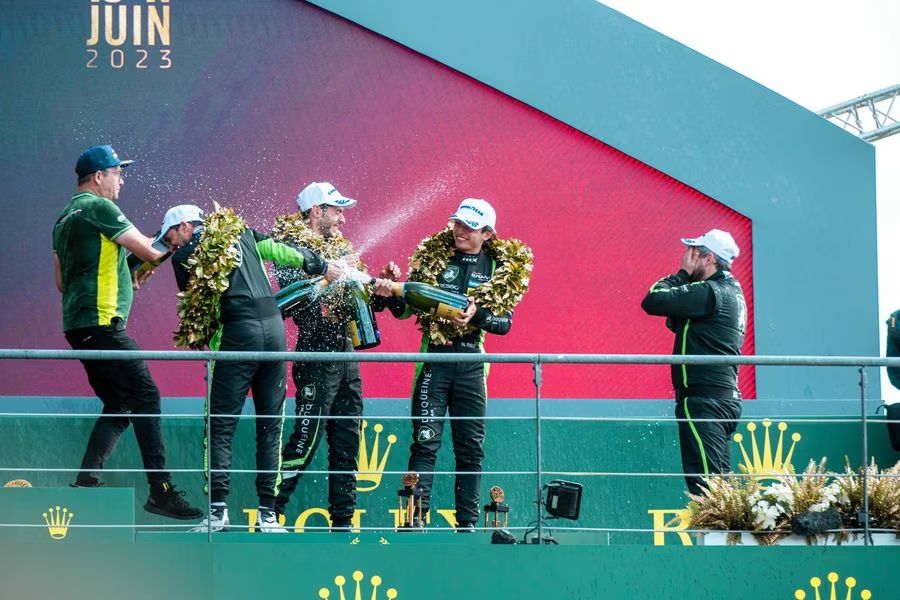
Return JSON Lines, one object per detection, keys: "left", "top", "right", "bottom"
{"left": 382, "top": 248, "right": 512, "bottom": 525}
{"left": 173, "top": 227, "right": 326, "bottom": 509}
{"left": 641, "top": 268, "right": 747, "bottom": 496}
{"left": 271, "top": 258, "right": 363, "bottom": 524}
{"left": 885, "top": 311, "right": 900, "bottom": 450}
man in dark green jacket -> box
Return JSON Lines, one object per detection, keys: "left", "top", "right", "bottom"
{"left": 641, "top": 229, "right": 747, "bottom": 496}
{"left": 884, "top": 311, "right": 900, "bottom": 450}
{"left": 159, "top": 204, "right": 339, "bottom": 532}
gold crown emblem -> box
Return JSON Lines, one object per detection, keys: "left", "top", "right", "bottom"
{"left": 356, "top": 420, "right": 397, "bottom": 492}
{"left": 733, "top": 419, "right": 800, "bottom": 481}
{"left": 318, "top": 570, "right": 397, "bottom": 599}
{"left": 43, "top": 506, "right": 74, "bottom": 540}
{"left": 794, "top": 572, "right": 872, "bottom": 599}
{"left": 3, "top": 479, "right": 32, "bottom": 488}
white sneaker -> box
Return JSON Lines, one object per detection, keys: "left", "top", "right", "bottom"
{"left": 190, "top": 506, "right": 229, "bottom": 532}
{"left": 256, "top": 508, "right": 288, "bottom": 533}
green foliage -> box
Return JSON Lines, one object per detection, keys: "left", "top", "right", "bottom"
{"left": 174, "top": 209, "right": 246, "bottom": 349}
{"left": 408, "top": 227, "right": 534, "bottom": 345}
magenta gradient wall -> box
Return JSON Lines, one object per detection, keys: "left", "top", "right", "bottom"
{"left": 0, "top": 1, "right": 754, "bottom": 399}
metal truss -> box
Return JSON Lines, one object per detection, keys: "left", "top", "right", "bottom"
{"left": 817, "top": 84, "right": 900, "bottom": 142}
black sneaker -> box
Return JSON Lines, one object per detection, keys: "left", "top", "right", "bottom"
{"left": 331, "top": 519, "right": 352, "bottom": 532}
{"left": 69, "top": 480, "right": 105, "bottom": 488}
{"left": 144, "top": 482, "right": 203, "bottom": 520}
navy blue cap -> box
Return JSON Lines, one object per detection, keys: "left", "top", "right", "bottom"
{"left": 75, "top": 145, "right": 134, "bottom": 177}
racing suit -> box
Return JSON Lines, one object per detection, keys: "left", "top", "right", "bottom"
{"left": 271, "top": 258, "right": 363, "bottom": 525}
{"left": 641, "top": 268, "right": 746, "bottom": 496}
{"left": 885, "top": 310, "right": 900, "bottom": 450}
{"left": 173, "top": 227, "right": 326, "bottom": 508}
{"left": 383, "top": 248, "right": 512, "bottom": 526}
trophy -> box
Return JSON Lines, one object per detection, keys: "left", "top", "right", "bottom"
{"left": 397, "top": 472, "right": 425, "bottom": 529}
{"left": 483, "top": 485, "right": 510, "bottom": 530}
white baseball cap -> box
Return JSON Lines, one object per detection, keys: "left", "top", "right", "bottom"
{"left": 681, "top": 229, "right": 739, "bottom": 264}
{"left": 155, "top": 204, "right": 204, "bottom": 249}
{"left": 450, "top": 198, "right": 497, "bottom": 232}
{"left": 296, "top": 182, "right": 357, "bottom": 212}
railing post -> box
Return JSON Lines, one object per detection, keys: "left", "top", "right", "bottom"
{"left": 534, "top": 357, "right": 543, "bottom": 544}
{"left": 858, "top": 367, "right": 871, "bottom": 545}
{"left": 206, "top": 358, "right": 213, "bottom": 543}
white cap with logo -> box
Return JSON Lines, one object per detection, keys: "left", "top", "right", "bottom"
{"left": 296, "top": 182, "right": 357, "bottom": 212}
{"left": 154, "top": 204, "right": 204, "bottom": 250}
{"left": 681, "top": 229, "right": 739, "bottom": 264}
{"left": 450, "top": 198, "right": 497, "bottom": 232}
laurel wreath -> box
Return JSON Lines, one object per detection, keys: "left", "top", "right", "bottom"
{"left": 408, "top": 227, "right": 533, "bottom": 345}
{"left": 173, "top": 209, "right": 246, "bottom": 349}
{"left": 271, "top": 213, "right": 368, "bottom": 313}
{"left": 271, "top": 213, "right": 365, "bottom": 269}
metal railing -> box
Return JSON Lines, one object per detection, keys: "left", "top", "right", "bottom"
{"left": 1, "top": 349, "right": 898, "bottom": 545}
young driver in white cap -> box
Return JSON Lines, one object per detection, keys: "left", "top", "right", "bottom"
{"left": 640, "top": 229, "right": 748, "bottom": 497}
{"left": 374, "top": 198, "right": 516, "bottom": 530}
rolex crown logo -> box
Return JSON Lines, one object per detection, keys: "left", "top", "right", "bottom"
{"left": 318, "top": 570, "right": 398, "bottom": 599}
{"left": 43, "top": 506, "right": 74, "bottom": 540}
{"left": 733, "top": 419, "right": 801, "bottom": 481}
{"left": 794, "top": 572, "right": 872, "bottom": 599}
{"left": 356, "top": 420, "right": 397, "bottom": 492}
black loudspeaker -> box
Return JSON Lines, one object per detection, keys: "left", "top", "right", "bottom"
{"left": 792, "top": 508, "right": 842, "bottom": 536}
{"left": 544, "top": 480, "right": 583, "bottom": 520}
{"left": 887, "top": 404, "right": 900, "bottom": 451}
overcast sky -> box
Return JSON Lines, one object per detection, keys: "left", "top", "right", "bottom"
{"left": 601, "top": 0, "right": 900, "bottom": 401}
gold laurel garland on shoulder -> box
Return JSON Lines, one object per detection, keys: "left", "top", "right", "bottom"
{"left": 174, "top": 209, "right": 247, "bottom": 349}
{"left": 271, "top": 213, "right": 366, "bottom": 271}
{"left": 408, "top": 226, "right": 534, "bottom": 346}
{"left": 271, "top": 213, "right": 368, "bottom": 315}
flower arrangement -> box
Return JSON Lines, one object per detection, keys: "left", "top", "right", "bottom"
{"left": 684, "top": 458, "right": 900, "bottom": 545}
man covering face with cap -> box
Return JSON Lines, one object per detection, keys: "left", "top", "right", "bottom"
{"left": 373, "top": 198, "right": 521, "bottom": 530}
{"left": 641, "top": 229, "right": 748, "bottom": 496}
{"left": 52, "top": 145, "right": 201, "bottom": 521}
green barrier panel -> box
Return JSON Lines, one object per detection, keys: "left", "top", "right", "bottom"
{"left": 0, "top": 487, "right": 134, "bottom": 542}
{"left": 1, "top": 399, "right": 894, "bottom": 545}
{"left": 0, "top": 540, "right": 895, "bottom": 599}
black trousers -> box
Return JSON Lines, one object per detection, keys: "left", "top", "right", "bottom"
{"left": 207, "top": 316, "right": 287, "bottom": 508}
{"left": 275, "top": 357, "right": 363, "bottom": 521}
{"left": 408, "top": 360, "right": 487, "bottom": 525}
{"left": 65, "top": 321, "right": 169, "bottom": 487}
{"left": 675, "top": 395, "right": 742, "bottom": 496}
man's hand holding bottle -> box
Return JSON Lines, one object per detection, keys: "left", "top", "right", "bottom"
{"left": 372, "top": 261, "right": 402, "bottom": 296}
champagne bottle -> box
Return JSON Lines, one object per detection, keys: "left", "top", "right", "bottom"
{"left": 127, "top": 250, "right": 172, "bottom": 274}
{"left": 127, "top": 231, "right": 172, "bottom": 273}
{"left": 382, "top": 281, "right": 469, "bottom": 320}
{"left": 274, "top": 277, "right": 328, "bottom": 319}
{"left": 347, "top": 281, "right": 381, "bottom": 350}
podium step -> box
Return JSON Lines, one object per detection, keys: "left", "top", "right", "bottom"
{"left": 0, "top": 486, "right": 134, "bottom": 542}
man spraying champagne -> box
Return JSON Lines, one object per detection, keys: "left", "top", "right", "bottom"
{"left": 373, "top": 198, "right": 533, "bottom": 530}
{"left": 270, "top": 182, "right": 398, "bottom": 530}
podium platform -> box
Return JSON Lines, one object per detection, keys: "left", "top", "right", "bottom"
{"left": 135, "top": 529, "right": 611, "bottom": 545}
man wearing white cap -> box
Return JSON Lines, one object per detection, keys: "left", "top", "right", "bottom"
{"left": 375, "top": 198, "right": 533, "bottom": 530}
{"left": 641, "top": 229, "right": 748, "bottom": 496}
{"left": 158, "top": 203, "right": 339, "bottom": 533}
{"left": 268, "top": 181, "right": 395, "bottom": 530}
